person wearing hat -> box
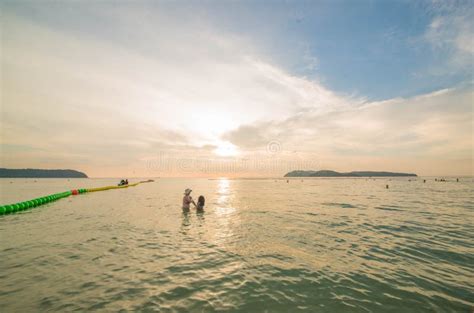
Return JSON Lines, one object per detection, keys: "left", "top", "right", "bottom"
{"left": 182, "top": 188, "right": 196, "bottom": 211}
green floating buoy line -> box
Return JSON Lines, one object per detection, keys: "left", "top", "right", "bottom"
{"left": 0, "top": 180, "right": 153, "bottom": 215}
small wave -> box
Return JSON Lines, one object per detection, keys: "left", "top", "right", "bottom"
{"left": 375, "top": 206, "right": 404, "bottom": 212}
{"left": 322, "top": 202, "right": 357, "bottom": 209}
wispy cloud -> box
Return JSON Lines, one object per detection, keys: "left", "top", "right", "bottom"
{"left": 0, "top": 2, "right": 472, "bottom": 177}
{"left": 424, "top": 0, "right": 473, "bottom": 71}
{"left": 0, "top": 7, "right": 351, "bottom": 176}
{"left": 223, "top": 87, "right": 473, "bottom": 176}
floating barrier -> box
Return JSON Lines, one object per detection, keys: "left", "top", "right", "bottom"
{"left": 0, "top": 180, "right": 154, "bottom": 215}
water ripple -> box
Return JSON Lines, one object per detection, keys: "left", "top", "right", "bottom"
{"left": 1, "top": 178, "right": 473, "bottom": 312}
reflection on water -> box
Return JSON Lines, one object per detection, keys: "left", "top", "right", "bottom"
{"left": 180, "top": 212, "right": 191, "bottom": 234}
{"left": 0, "top": 177, "right": 473, "bottom": 312}
{"left": 214, "top": 179, "right": 238, "bottom": 245}
{"left": 196, "top": 211, "right": 205, "bottom": 224}
{"left": 217, "top": 178, "right": 230, "bottom": 205}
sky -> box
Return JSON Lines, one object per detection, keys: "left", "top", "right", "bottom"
{"left": 0, "top": 0, "right": 473, "bottom": 177}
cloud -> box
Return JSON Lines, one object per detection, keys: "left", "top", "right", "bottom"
{"left": 223, "top": 123, "right": 275, "bottom": 149}
{"left": 0, "top": 3, "right": 472, "bottom": 177}
{"left": 424, "top": 1, "right": 473, "bottom": 69}
{"left": 223, "top": 87, "right": 473, "bottom": 175}
{"left": 0, "top": 6, "right": 353, "bottom": 176}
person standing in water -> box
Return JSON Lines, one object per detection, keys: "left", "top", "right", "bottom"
{"left": 196, "top": 195, "right": 205, "bottom": 211}
{"left": 182, "top": 188, "right": 196, "bottom": 211}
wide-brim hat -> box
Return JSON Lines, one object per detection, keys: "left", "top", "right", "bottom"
{"left": 184, "top": 188, "right": 192, "bottom": 195}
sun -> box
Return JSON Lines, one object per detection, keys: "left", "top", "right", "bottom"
{"left": 214, "top": 141, "right": 239, "bottom": 157}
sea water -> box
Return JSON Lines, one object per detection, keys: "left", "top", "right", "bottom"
{"left": 0, "top": 177, "right": 473, "bottom": 312}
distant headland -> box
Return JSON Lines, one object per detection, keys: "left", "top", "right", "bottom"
{"left": 0, "top": 168, "right": 88, "bottom": 178}
{"left": 284, "top": 170, "right": 417, "bottom": 177}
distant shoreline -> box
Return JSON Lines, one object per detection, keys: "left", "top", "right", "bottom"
{"left": 0, "top": 168, "right": 88, "bottom": 178}
{"left": 284, "top": 170, "right": 417, "bottom": 177}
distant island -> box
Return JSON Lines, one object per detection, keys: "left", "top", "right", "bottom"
{"left": 284, "top": 170, "right": 417, "bottom": 177}
{"left": 0, "top": 168, "right": 88, "bottom": 178}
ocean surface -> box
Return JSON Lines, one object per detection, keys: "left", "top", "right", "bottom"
{"left": 0, "top": 177, "right": 473, "bottom": 312}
